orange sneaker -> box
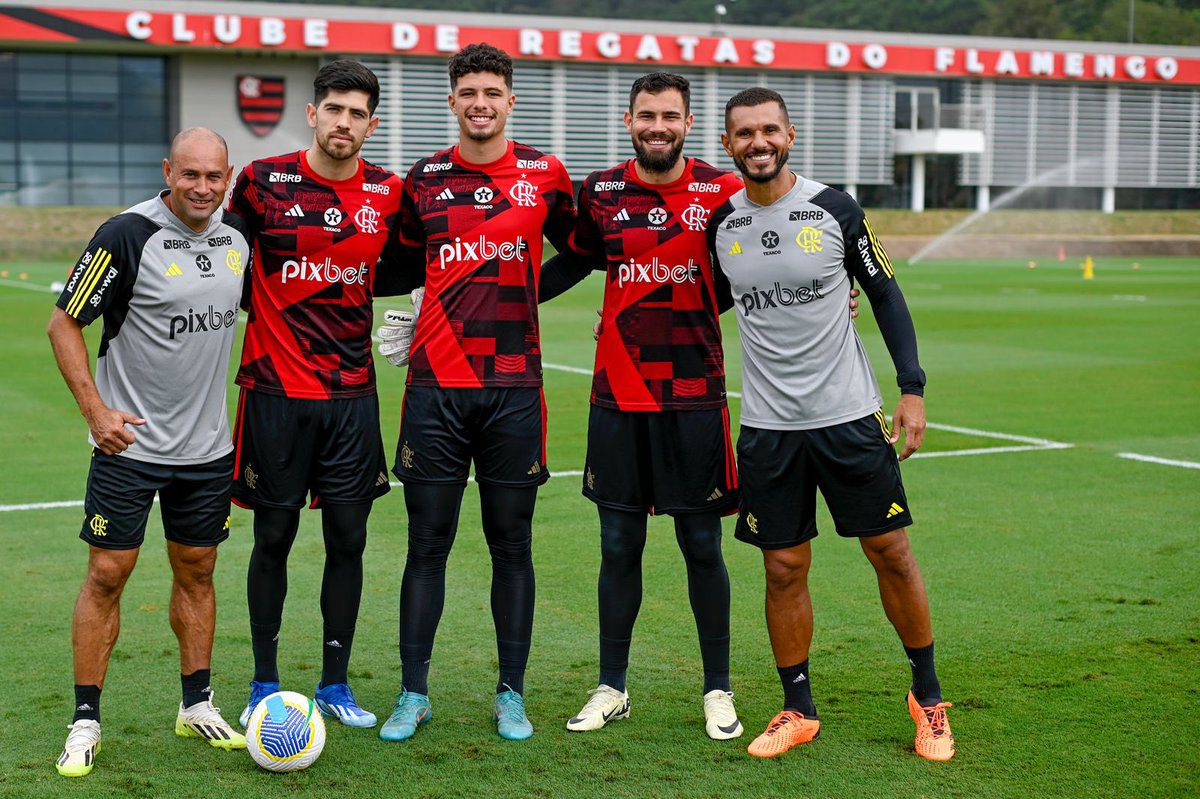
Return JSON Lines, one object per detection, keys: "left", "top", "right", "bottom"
{"left": 907, "top": 691, "right": 955, "bottom": 761}
{"left": 746, "top": 711, "right": 820, "bottom": 758}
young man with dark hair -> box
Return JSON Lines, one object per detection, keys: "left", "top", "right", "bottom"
{"left": 228, "top": 58, "right": 411, "bottom": 730}
{"left": 376, "top": 43, "right": 576, "bottom": 743}
{"left": 709, "top": 87, "right": 955, "bottom": 761}
{"left": 537, "top": 72, "right": 748, "bottom": 740}
{"left": 48, "top": 127, "right": 249, "bottom": 777}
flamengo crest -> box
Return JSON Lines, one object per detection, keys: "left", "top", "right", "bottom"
{"left": 237, "top": 75, "right": 285, "bottom": 137}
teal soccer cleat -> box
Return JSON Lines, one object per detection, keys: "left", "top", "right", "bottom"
{"left": 379, "top": 690, "right": 431, "bottom": 742}
{"left": 494, "top": 688, "right": 534, "bottom": 741}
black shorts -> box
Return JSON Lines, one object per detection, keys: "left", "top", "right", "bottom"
{"left": 393, "top": 386, "right": 549, "bottom": 487}
{"left": 232, "top": 389, "right": 390, "bottom": 509}
{"left": 582, "top": 404, "right": 738, "bottom": 516}
{"left": 734, "top": 410, "right": 913, "bottom": 549}
{"left": 80, "top": 449, "right": 234, "bottom": 550}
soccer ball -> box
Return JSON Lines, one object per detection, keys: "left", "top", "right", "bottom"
{"left": 245, "top": 691, "right": 326, "bottom": 772}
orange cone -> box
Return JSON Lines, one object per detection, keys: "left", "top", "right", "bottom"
{"left": 1058, "top": 246, "right": 1066, "bottom": 262}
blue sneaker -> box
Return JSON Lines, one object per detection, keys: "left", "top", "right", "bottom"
{"left": 379, "top": 690, "right": 431, "bottom": 742}
{"left": 494, "top": 689, "right": 534, "bottom": 741}
{"left": 239, "top": 680, "right": 279, "bottom": 728}
{"left": 315, "top": 683, "right": 377, "bottom": 728}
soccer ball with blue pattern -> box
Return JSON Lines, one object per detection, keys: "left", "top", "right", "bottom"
{"left": 245, "top": 691, "right": 326, "bottom": 772}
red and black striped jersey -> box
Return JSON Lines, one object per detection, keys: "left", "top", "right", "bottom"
{"left": 568, "top": 158, "right": 742, "bottom": 411}
{"left": 228, "top": 150, "right": 405, "bottom": 399}
{"left": 399, "top": 140, "right": 575, "bottom": 389}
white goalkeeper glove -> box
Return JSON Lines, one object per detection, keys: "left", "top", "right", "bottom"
{"left": 377, "top": 287, "right": 425, "bottom": 367}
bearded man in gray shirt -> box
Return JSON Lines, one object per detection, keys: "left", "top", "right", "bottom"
{"left": 708, "top": 88, "right": 955, "bottom": 762}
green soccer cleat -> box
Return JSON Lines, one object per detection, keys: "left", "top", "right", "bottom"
{"left": 379, "top": 690, "right": 431, "bottom": 742}
{"left": 494, "top": 689, "right": 534, "bottom": 741}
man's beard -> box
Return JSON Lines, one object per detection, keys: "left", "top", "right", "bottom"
{"left": 735, "top": 147, "right": 789, "bottom": 183}
{"left": 318, "top": 131, "right": 360, "bottom": 162}
{"left": 633, "top": 137, "right": 685, "bottom": 175}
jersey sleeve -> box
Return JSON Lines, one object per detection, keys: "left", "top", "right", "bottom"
{"left": 833, "top": 198, "right": 926, "bottom": 396}
{"left": 226, "top": 165, "right": 263, "bottom": 242}
{"left": 541, "top": 159, "right": 577, "bottom": 253}
{"left": 707, "top": 200, "right": 736, "bottom": 314}
{"left": 375, "top": 178, "right": 426, "bottom": 297}
{"left": 55, "top": 216, "right": 139, "bottom": 326}
{"left": 565, "top": 180, "right": 606, "bottom": 260}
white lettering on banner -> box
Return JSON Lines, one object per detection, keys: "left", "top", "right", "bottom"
{"left": 996, "top": 50, "right": 1019, "bottom": 75}
{"left": 863, "top": 44, "right": 887, "bottom": 69}
{"left": 1125, "top": 56, "right": 1146, "bottom": 79}
{"left": 965, "top": 48, "right": 985, "bottom": 74}
{"left": 392, "top": 22, "right": 418, "bottom": 50}
{"left": 126, "top": 11, "right": 151, "bottom": 40}
{"left": 438, "top": 236, "right": 528, "bottom": 270}
{"left": 934, "top": 47, "right": 954, "bottom": 72}
{"left": 1095, "top": 54, "right": 1117, "bottom": 78}
{"left": 172, "top": 13, "right": 195, "bottom": 42}
{"left": 1030, "top": 51, "right": 1054, "bottom": 76}
{"left": 260, "top": 17, "right": 285, "bottom": 46}
{"left": 1157, "top": 58, "right": 1178, "bottom": 79}
{"left": 597, "top": 32, "right": 621, "bottom": 58}
{"left": 636, "top": 35, "right": 663, "bottom": 61}
{"left": 520, "top": 29, "right": 543, "bottom": 56}
{"left": 281, "top": 256, "right": 369, "bottom": 285}
{"left": 714, "top": 37, "right": 739, "bottom": 64}
{"left": 559, "top": 30, "right": 582, "bottom": 58}
{"left": 677, "top": 36, "right": 699, "bottom": 62}
{"left": 214, "top": 15, "right": 240, "bottom": 44}
{"left": 304, "top": 19, "right": 328, "bottom": 48}
{"left": 827, "top": 42, "right": 851, "bottom": 69}
{"left": 617, "top": 257, "right": 700, "bottom": 288}
{"left": 1064, "top": 52, "right": 1085, "bottom": 77}
{"left": 435, "top": 24, "right": 458, "bottom": 53}
{"left": 753, "top": 40, "right": 775, "bottom": 66}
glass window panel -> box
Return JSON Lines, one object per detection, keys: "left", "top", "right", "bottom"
{"left": 122, "top": 143, "right": 167, "bottom": 162}
{"left": 71, "top": 142, "right": 119, "bottom": 162}
{"left": 0, "top": 160, "right": 17, "bottom": 182}
{"left": 72, "top": 73, "right": 119, "bottom": 96}
{"left": 17, "top": 70, "right": 68, "bottom": 100}
{"left": 18, "top": 53, "right": 67, "bottom": 71}
{"left": 122, "top": 162, "right": 165, "bottom": 184}
{"left": 70, "top": 55, "right": 119, "bottom": 75}
{"left": 19, "top": 140, "right": 68, "bottom": 161}
{"left": 73, "top": 183, "right": 122, "bottom": 206}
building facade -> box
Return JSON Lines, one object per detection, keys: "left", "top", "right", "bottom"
{"left": 2, "top": 0, "right": 1198, "bottom": 210}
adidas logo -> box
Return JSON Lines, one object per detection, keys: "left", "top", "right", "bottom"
{"left": 165, "top": 262, "right": 183, "bottom": 277}
{"left": 527, "top": 462, "right": 542, "bottom": 475}
{"left": 728, "top": 241, "right": 743, "bottom": 255}
{"left": 325, "top": 639, "right": 342, "bottom": 648}
{"left": 76, "top": 703, "right": 93, "bottom": 711}
{"left": 886, "top": 502, "right": 905, "bottom": 519}
{"left": 437, "top": 188, "right": 454, "bottom": 201}
{"left": 707, "top": 487, "right": 724, "bottom": 501}
{"left": 376, "top": 471, "right": 388, "bottom": 486}
{"left": 285, "top": 204, "right": 304, "bottom": 218}
{"left": 792, "top": 674, "right": 807, "bottom": 683}
{"left": 612, "top": 208, "right": 630, "bottom": 222}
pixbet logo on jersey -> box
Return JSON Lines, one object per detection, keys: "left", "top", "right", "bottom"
{"left": 738, "top": 280, "right": 825, "bottom": 317}
{"left": 280, "top": 256, "right": 369, "bottom": 285}
{"left": 438, "top": 236, "right": 528, "bottom": 270}
{"left": 168, "top": 304, "right": 239, "bottom": 339}
{"left": 617, "top": 257, "right": 700, "bottom": 288}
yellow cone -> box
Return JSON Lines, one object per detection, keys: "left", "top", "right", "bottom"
{"left": 1082, "top": 256, "right": 1095, "bottom": 280}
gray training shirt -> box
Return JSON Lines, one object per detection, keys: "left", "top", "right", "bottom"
{"left": 56, "top": 193, "right": 250, "bottom": 464}
{"left": 709, "top": 176, "right": 921, "bottom": 431}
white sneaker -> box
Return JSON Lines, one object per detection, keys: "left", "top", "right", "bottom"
{"left": 56, "top": 719, "right": 101, "bottom": 777}
{"left": 566, "top": 685, "right": 630, "bottom": 732}
{"left": 703, "top": 689, "right": 744, "bottom": 740}
{"left": 175, "top": 694, "right": 247, "bottom": 750}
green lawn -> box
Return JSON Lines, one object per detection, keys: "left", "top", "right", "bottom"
{"left": 1, "top": 256, "right": 1197, "bottom": 798}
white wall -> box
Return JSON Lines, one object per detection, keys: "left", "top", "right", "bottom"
{"left": 176, "top": 53, "right": 320, "bottom": 176}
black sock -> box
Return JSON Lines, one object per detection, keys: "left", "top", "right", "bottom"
{"left": 598, "top": 668, "right": 628, "bottom": 693}
{"left": 250, "top": 621, "right": 281, "bottom": 683}
{"left": 321, "top": 626, "right": 355, "bottom": 687}
{"left": 703, "top": 670, "right": 731, "bottom": 694}
{"left": 73, "top": 685, "right": 101, "bottom": 724}
{"left": 597, "top": 508, "right": 645, "bottom": 697}
{"left": 181, "top": 669, "right": 212, "bottom": 708}
{"left": 778, "top": 661, "right": 816, "bottom": 717}
{"left": 402, "top": 658, "right": 431, "bottom": 696}
{"left": 905, "top": 641, "right": 943, "bottom": 704}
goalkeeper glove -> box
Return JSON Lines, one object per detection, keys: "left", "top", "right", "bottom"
{"left": 377, "top": 287, "right": 425, "bottom": 367}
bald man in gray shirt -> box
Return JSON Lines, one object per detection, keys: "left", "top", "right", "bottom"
{"left": 708, "top": 88, "right": 955, "bottom": 762}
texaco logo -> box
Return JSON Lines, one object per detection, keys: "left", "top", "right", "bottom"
{"left": 509, "top": 180, "right": 537, "bottom": 208}
{"left": 354, "top": 205, "right": 380, "bottom": 234}
{"left": 647, "top": 207, "right": 669, "bottom": 226}
{"left": 195, "top": 254, "right": 212, "bottom": 272}
{"left": 681, "top": 203, "right": 709, "bottom": 232}
{"left": 761, "top": 230, "right": 780, "bottom": 249}
{"left": 474, "top": 186, "right": 494, "bottom": 204}
{"left": 324, "top": 207, "right": 344, "bottom": 227}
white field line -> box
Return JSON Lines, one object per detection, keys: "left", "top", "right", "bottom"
{"left": 0, "top": 277, "right": 57, "bottom": 292}
{"left": 1116, "top": 453, "right": 1200, "bottom": 470}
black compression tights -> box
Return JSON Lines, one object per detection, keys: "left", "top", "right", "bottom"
{"left": 246, "top": 503, "right": 371, "bottom": 685}
{"left": 597, "top": 507, "right": 731, "bottom": 693}
{"left": 399, "top": 482, "right": 537, "bottom": 696}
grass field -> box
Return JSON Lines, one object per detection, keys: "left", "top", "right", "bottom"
{"left": 1, "top": 255, "right": 1197, "bottom": 798}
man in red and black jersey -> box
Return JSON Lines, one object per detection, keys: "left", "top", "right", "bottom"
{"left": 376, "top": 44, "right": 575, "bottom": 744}
{"left": 227, "top": 60, "right": 415, "bottom": 730}
{"left": 537, "top": 73, "right": 747, "bottom": 740}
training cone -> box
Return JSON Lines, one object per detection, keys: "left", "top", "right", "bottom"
{"left": 1082, "top": 256, "right": 1095, "bottom": 280}
{"left": 1028, "top": 260, "right": 1037, "bottom": 269}
{"left": 1058, "top": 246, "right": 1066, "bottom": 262}
{"left": 1132, "top": 262, "right": 1141, "bottom": 270}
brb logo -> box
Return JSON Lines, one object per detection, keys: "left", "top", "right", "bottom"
{"left": 617, "top": 257, "right": 700, "bottom": 288}
{"left": 280, "top": 256, "right": 369, "bottom": 285}
{"left": 738, "top": 280, "right": 825, "bottom": 317}
{"left": 438, "top": 236, "right": 528, "bottom": 270}
{"left": 168, "top": 305, "right": 239, "bottom": 339}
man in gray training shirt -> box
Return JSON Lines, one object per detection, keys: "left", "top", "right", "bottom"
{"left": 708, "top": 88, "right": 955, "bottom": 762}
{"left": 48, "top": 128, "right": 249, "bottom": 777}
